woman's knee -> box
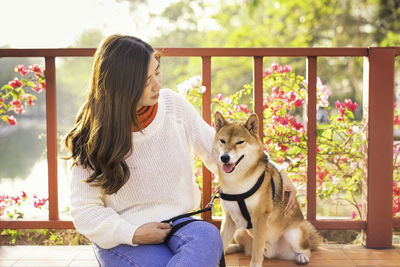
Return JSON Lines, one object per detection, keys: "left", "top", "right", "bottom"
{"left": 185, "top": 221, "right": 223, "bottom": 249}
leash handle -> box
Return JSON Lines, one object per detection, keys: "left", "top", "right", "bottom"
{"left": 206, "top": 190, "right": 221, "bottom": 208}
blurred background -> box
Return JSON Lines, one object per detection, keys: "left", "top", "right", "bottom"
{"left": 0, "top": 0, "right": 399, "bottom": 222}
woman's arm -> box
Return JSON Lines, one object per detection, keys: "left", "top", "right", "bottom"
{"left": 268, "top": 154, "right": 297, "bottom": 213}
{"left": 70, "top": 165, "right": 139, "bottom": 249}
{"left": 178, "top": 92, "right": 218, "bottom": 174}
{"left": 279, "top": 169, "right": 297, "bottom": 213}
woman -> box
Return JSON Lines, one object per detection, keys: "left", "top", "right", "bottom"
{"left": 65, "top": 34, "right": 297, "bottom": 267}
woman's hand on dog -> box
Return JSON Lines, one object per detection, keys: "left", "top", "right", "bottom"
{"left": 132, "top": 222, "right": 172, "bottom": 244}
{"left": 280, "top": 170, "right": 297, "bottom": 213}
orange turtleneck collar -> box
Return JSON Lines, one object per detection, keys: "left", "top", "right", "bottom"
{"left": 132, "top": 103, "right": 158, "bottom": 132}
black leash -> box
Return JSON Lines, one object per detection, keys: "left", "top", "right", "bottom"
{"left": 161, "top": 190, "right": 225, "bottom": 267}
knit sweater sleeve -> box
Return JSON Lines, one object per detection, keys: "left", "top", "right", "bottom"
{"left": 175, "top": 92, "right": 218, "bottom": 174}
{"left": 69, "top": 164, "right": 138, "bottom": 249}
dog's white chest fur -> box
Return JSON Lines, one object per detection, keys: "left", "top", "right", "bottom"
{"left": 221, "top": 193, "right": 260, "bottom": 229}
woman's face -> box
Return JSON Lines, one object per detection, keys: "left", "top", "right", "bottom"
{"left": 137, "top": 54, "right": 162, "bottom": 110}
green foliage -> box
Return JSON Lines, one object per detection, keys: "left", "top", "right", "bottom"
{"left": 1, "top": 229, "right": 24, "bottom": 244}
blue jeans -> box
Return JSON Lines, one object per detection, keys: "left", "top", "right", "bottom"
{"left": 92, "top": 217, "right": 223, "bottom": 267}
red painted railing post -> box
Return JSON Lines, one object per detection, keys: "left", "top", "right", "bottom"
{"left": 362, "top": 47, "right": 395, "bottom": 248}
{"left": 253, "top": 56, "right": 264, "bottom": 137}
{"left": 201, "top": 56, "right": 212, "bottom": 221}
{"left": 306, "top": 57, "right": 317, "bottom": 222}
{"left": 45, "top": 57, "right": 59, "bottom": 221}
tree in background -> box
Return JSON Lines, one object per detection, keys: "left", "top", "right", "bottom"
{"left": 141, "top": 0, "right": 399, "bottom": 116}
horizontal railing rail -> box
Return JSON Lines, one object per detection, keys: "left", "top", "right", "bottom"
{"left": 0, "top": 47, "right": 399, "bottom": 248}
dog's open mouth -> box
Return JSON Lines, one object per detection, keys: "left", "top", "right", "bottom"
{"left": 222, "top": 155, "right": 244, "bottom": 173}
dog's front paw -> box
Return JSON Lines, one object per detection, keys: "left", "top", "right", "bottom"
{"left": 225, "top": 244, "right": 244, "bottom": 254}
{"left": 295, "top": 253, "right": 309, "bottom": 265}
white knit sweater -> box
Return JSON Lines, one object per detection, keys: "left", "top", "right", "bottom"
{"left": 70, "top": 89, "right": 218, "bottom": 249}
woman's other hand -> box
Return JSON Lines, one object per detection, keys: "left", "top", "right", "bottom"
{"left": 280, "top": 170, "right": 297, "bottom": 214}
{"left": 132, "top": 222, "right": 171, "bottom": 244}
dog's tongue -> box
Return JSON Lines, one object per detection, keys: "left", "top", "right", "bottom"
{"left": 223, "top": 163, "right": 235, "bottom": 173}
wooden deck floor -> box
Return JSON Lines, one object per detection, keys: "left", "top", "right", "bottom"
{"left": 0, "top": 244, "right": 399, "bottom": 266}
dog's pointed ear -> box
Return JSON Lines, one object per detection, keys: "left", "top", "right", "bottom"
{"left": 245, "top": 113, "right": 259, "bottom": 135}
{"left": 214, "top": 111, "right": 228, "bottom": 132}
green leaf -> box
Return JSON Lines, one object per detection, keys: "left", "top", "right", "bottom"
{"left": 1, "top": 84, "right": 13, "bottom": 91}
{"left": 345, "top": 109, "right": 354, "bottom": 119}
{"left": 316, "top": 128, "right": 325, "bottom": 137}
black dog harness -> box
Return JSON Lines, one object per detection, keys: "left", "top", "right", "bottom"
{"left": 219, "top": 171, "right": 275, "bottom": 229}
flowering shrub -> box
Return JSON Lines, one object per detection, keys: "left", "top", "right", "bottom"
{"left": 0, "top": 191, "right": 50, "bottom": 244}
{"left": 0, "top": 64, "right": 46, "bottom": 126}
{"left": 0, "top": 191, "right": 48, "bottom": 220}
{"left": 179, "top": 63, "right": 400, "bottom": 219}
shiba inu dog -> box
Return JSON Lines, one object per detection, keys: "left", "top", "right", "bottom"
{"left": 213, "top": 111, "right": 320, "bottom": 266}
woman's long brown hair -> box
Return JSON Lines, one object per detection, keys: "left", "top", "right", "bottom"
{"left": 65, "top": 35, "right": 154, "bottom": 194}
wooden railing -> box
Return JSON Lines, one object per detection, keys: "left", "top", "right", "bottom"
{"left": 0, "top": 47, "right": 399, "bottom": 248}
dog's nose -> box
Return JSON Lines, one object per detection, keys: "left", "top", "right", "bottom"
{"left": 220, "top": 154, "right": 230, "bottom": 163}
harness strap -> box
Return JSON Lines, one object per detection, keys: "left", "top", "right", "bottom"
{"left": 219, "top": 172, "right": 265, "bottom": 201}
{"left": 220, "top": 171, "right": 271, "bottom": 229}
{"left": 237, "top": 199, "right": 252, "bottom": 229}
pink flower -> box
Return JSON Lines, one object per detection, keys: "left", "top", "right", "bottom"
{"left": 28, "top": 64, "right": 43, "bottom": 74}
{"left": 294, "top": 99, "right": 304, "bottom": 107}
{"left": 292, "top": 135, "right": 301, "bottom": 143}
{"left": 224, "top": 97, "right": 232, "bottom": 105}
{"left": 335, "top": 101, "right": 346, "bottom": 116}
{"left": 21, "top": 191, "right": 27, "bottom": 198}
{"left": 14, "top": 107, "right": 25, "bottom": 114}
{"left": 14, "top": 65, "right": 28, "bottom": 76}
{"left": 263, "top": 68, "right": 272, "bottom": 78}
{"left": 394, "top": 115, "right": 400, "bottom": 125}
{"left": 278, "top": 143, "right": 289, "bottom": 152}
{"left": 351, "top": 211, "right": 357, "bottom": 219}
{"left": 271, "top": 63, "right": 279, "bottom": 72}
{"left": 32, "top": 83, "right": 43, "bottom": 93}
{"left": 238, "top": 104, "right": 250, "bottom": 114}
{"left": 273, "top": 115, "right": 288, "bottom": 126}
{"left": 344, "top": 99, "right": 358, "bottom": 112}
{"left": 289, "top": 92, "right": 296, "bottom": 102}
{"left": 7, "top": 116, "right": 17, "bottom": 125}
{"left": 294, "top": 122, "right": 304, "bottom": 130}
{"left": 8, "top": 78, "right": 22, "bottom": 89}
{"left": 281, "top": 65, "right": 292, "bottom": 73}
{"left": 215, "top": 93, "right": 224, "bottom": 101}
{"left": 10, "top": 100, "right": 22, "bottom": 107}
{"left": 27, "top": 97, "right": 35, "bottom": 106}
